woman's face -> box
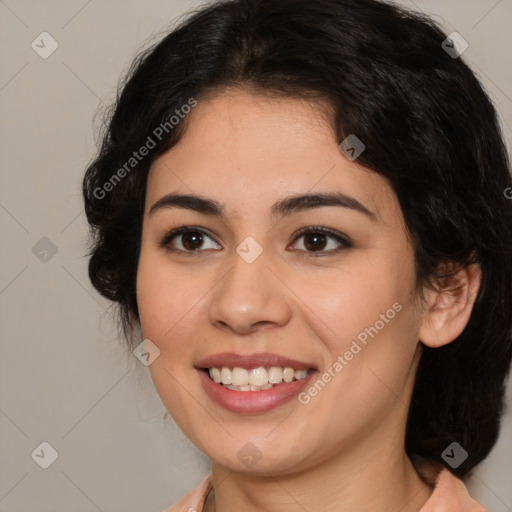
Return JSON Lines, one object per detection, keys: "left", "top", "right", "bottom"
{"left": 136, "top": 88, "right": 426, "bottom": 474}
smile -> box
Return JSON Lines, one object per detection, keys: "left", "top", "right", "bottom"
{"left": 195, "top": 352, "right": 318, "bottom": 413}
{"left": 207, "top": 366, "right": 309, "bottom": 391}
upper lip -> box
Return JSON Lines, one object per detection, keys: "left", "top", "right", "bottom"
{"left": 195, "top": 352, "right": 317, "bottom": 371}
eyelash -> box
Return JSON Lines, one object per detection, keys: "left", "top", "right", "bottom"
{"left": 159, "top": 225, "right": 353, "bottom": 257}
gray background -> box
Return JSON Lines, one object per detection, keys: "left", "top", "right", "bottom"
{"left": 0, "top": 1, "right": 511, "bottom": 511}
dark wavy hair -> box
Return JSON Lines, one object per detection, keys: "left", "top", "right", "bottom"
{"left": 82, "top": 0, "right": 512, "bottom": 479}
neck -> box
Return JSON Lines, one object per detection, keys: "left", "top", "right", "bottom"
{"left": 205, "top": 441, "right": 433, "bottom": 512}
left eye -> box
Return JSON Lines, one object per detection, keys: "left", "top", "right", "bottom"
{"left": 160, "top": 226, "right": 220, "bottom": 252}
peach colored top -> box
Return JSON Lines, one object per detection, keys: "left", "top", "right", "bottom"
{"left": 165, "top": 465, "right": 486, "bottom": 512}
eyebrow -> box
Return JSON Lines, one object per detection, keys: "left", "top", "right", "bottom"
{"left": 149, "top": 191, "right": 376, "bottom": 221}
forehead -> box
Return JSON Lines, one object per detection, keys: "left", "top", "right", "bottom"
{"left": 146, "top": 89, "right": 400, "bottom": 225}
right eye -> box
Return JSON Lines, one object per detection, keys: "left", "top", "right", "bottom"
{"left": 159, "top": 226, "right": 222, "bottom": 254}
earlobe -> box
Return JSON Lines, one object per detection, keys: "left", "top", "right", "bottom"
{"left": 418, "top": 263, "right": 482, "bottom": 348}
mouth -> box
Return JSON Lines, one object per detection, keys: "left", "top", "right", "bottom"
{"left": 201, "top": 366, "right": 311, "bottom": 391}
{"left": 195, "top": 352, "right": 318, "bottom": 413}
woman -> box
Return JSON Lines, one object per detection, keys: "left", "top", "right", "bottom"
{"left": 82, "top": 0, "right": 512, "bottom": 510}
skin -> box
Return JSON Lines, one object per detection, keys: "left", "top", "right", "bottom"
{"left": 136, "top": 88, "right": 482, "bottom": 511}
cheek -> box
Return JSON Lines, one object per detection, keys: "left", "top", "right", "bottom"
{"left": 136, "top": 251, "right": 207, "bottom": 428}
{"left": 302, "top": 249, "right": 419, "bottom": 406}
{"left": 302, "top": 259, "right": 409, "bottom": 351}
{"left": 136, "top": 248, "right": 205, "bottom": 343}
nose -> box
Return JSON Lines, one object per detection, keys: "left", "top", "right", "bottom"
{"left": 207, "top": 248, "right": 292, "bottom": 335}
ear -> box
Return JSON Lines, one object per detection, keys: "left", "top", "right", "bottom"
{"left": 418, "top": 263, "right": 482, "bottom": 348}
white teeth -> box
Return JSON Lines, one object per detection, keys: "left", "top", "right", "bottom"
{"left": 249, "top": 367, "right": 268, "bottom": 386}
{"left": 206, "top": 365, "right": 311, "bottom": 390}
{"left": 294, "top": 369, "right": 308, "bottom": 380}
{"left": 283, "top": 367, "right": 295, "bottom": 382}
{"left": 209, "top": 368, "right": 222, "bottom": 383}
{"left": 231, "top": 367, "right": 249, "bottom": 386}
{"left": 268, "top": 367, "right": 283, "bottom": 383}
{"left": 221, "top": 367, "right": 232, "bottom": 385}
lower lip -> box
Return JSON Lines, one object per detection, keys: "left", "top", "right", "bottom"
{"left": 197, "top": 369, "right": 317, "bottom": 413}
